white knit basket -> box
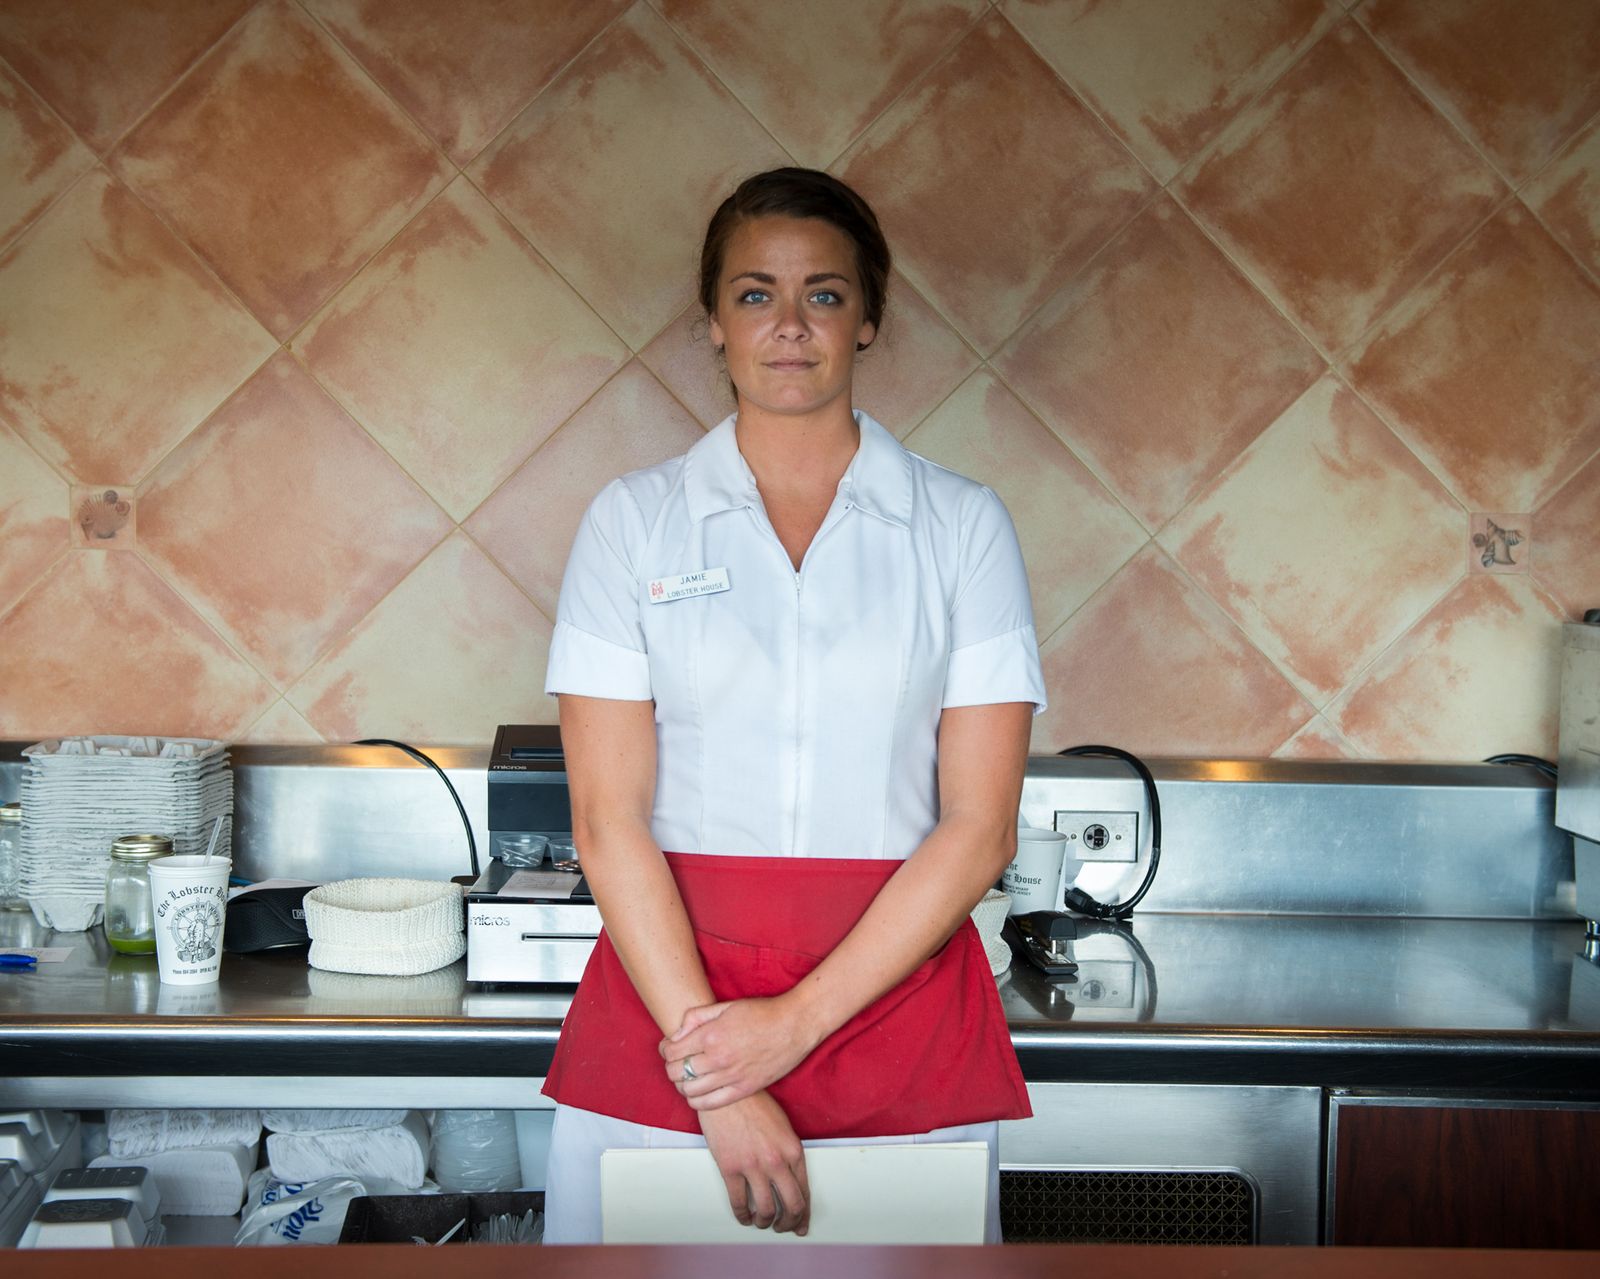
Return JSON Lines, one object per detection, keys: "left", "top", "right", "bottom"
{"left": 303, "top": 878, "right": 465, "bottom": 976}
{"left": 969, "top": 888, "right": 1012, "bottom": 977}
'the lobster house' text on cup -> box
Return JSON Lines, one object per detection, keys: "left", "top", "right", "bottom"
{"left": 146, "top": 855, "right": 231, "bottom": 985}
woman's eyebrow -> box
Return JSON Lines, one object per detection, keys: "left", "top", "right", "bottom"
{"left": 728, "top": 271, "right": 852, "bottom": 285}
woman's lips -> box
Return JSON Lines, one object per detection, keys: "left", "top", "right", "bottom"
{"left": 765, "top": 359, "right": 817, "bottom": 371}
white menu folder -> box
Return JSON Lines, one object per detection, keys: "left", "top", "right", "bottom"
{"left": 600, "top": 1142, "right": 988, "bottom": 1245}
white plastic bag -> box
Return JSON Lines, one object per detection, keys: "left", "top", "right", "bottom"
{"left": 234, "top": 1169, "right": 367, "bottom": 1245}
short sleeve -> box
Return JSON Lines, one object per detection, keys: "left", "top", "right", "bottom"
{"left": 544, "top": 479, "right": 652, "bottom": 701}
{"left": 942, "top": 486, "right": 1047, "bottom": 714}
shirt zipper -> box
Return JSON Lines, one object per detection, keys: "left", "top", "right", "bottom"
{"left": 747, "top": 497, "right": 855, "bottom": 855}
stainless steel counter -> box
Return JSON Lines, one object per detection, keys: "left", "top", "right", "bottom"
{"left": 5, "top": 912, "right": 1598, "bottom": 1106}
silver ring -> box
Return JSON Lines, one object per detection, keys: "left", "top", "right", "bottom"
{"left": 681, "top": 1056, "right": 698, "bottom": 1082}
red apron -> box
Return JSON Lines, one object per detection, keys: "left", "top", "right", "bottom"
{"left": 541, "top": 853, "right": 1031, "bottom": 1139}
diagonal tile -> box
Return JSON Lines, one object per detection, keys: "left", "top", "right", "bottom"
{"left": 287, "top": 531, "right": 557, "bottom": 744}
{"left": 1524, "top": 112, "right": 1600, "bottom": 282}
{"left": 138, "top": 352, "right": 452, "bottom": 688}
{"left": 1359, "top": 0, "right": 1600, "bottom": 183}
{"left": 638, "top": 304, "right": 734, "bottom": 428}
{"left": 1533, "top": 450, "right": 1600, "bottom": 619}
{"left": 0, "top": 169, "right": 275, "bottom": 483}
{"left": 1175, "top": 21, "right": 1504, "bottom": 353}
{"left": 1347, "top": 204, "right": 1600, "bottom": 513}
{"left": 1328, "top": 575, "right": 1568, "bottom": 760}
{"left": 0, "top": 552, "right": 275, "bottom": 740}
{"left": 995, "top": 197, "right": 1326, "bottom": 531}
{"left": 1274, "top": 716, "right": 1361, "bottom": 760}
{"left": 902, "top": 370, "right": 1148, "bottom": 636}
{"left": 0, "top": 0, "right": 254, "bottom": 152}
{"left": 640, "top": 269, "right": 980, "bottom": 436}
{"left": 296, "top": 177, "right": 629, "bottom": 521}
{"left": 112, "top": 0, "right": 453, "bottom": 338}
{"left": 1002, "top": 0, "right": 1335, "bottom": 183}
{"left": 852, "top": 274, "right": 983, "bottom": 440}
{"left": 0, "top": 59, "right": 93, "bottom": 250}
{"left": 657, "top": 0, "right": 984, "bottom": 168}
{"left": 304, "top": 0, "right": 629, "bottom": 165}
{"left": 1160, "top": 376, "right": 1465, "bottom": 705}
{"left": 1031, "top": 545, "right": 1312, "bottom": 758}
{"left": 0, "top": 424, "right": 68, "bottom": 614}
{"left": 469, "top": 3, "right": 788, "bottom": 351}
{"left": 238, "top": 698, "right": 324, "bottom": 745}
{"left": 837, "top": 12, "right": 1152, "bottom": 355}
{"left": 466, "top": 361, "right": 705, "bottom": 617}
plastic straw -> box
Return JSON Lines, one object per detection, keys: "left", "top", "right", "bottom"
{"left": 203, "top": 814, "right": 224, "bottom": 865}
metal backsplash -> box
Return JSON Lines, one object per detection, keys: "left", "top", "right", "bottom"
{"left": 0, "top": 744, "right": 1573, "bottom": 919}
{"left": 1022, "top": 757, "right": 1570, "bottom": 919}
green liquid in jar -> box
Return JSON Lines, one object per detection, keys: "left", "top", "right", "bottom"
{"left": 107, "top": 934, "right": 156, "bottom": 955}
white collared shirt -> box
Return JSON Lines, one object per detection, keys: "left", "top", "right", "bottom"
{"left": 545, "top": 410, "right": 1046, "bottom": 860}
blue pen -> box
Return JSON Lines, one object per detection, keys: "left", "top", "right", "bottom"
{"left": 0, "top": 953, "right": 37, "bottom": 969}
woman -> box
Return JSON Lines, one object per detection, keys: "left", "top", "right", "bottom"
{"left": 540, "top": 168, "right": 1045, "bottom": 1243}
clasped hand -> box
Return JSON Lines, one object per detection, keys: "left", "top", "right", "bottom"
{"left": 659, "top": 994, "right": 821, "bottom": 1111}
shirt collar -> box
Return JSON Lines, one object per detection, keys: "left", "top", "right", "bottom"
{"left": 683, "top": 410, "right": 913, "bottom": 528}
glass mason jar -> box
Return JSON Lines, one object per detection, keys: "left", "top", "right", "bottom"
{"left": 104, "top": 834, "right": 173, "bottom": 954}
{"left": 0, "top": 802, "right": 25, "bottom": 911}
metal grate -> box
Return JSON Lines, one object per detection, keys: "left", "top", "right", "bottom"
{"left": 1000, "top": 1169, "right": 1255, "bottom": 1244}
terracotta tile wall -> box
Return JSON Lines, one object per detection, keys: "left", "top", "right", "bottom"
{"left": 1, "top": 0, "right": 1596, "bottom": 762}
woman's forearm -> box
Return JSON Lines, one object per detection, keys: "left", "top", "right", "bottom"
{"left": 783, "top": 809, "right": 1015, "bottom": 1046}
{"left": 577, "top": 813, "right": 716, "bottom": 1037}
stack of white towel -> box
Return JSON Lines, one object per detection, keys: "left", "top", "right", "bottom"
{"left": 264, "top": 1110, "right": 431, "bottom": 1191}
{"left": 91, "top": 1109, "right": 261, "bottom": 1216}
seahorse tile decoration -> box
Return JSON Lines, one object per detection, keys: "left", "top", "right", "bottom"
{"left": 1469, "top": 513, "right": 1529, "bottom": 574}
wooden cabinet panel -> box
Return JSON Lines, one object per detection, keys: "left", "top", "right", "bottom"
{"left": 1332, "top": 1104, "right": 1600, "bottom": 1248}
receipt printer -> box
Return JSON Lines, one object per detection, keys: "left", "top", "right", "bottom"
{"left": 466, "top": 725, "right": 600, "bottom": 984}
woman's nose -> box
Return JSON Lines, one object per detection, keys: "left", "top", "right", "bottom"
{"left": 773, "top": 298, "right": 809, "bottom": 340}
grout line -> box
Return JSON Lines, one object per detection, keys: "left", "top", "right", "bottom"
{"left": 1349, "top": 2, "right": 1541, "bottom": 194}
{"left": 1315, "top": 563, "right": 1470, "bottom": 723}
{"left": 0, "top": 52, "right": 99, "bottom": 259}
{"left": 453, "top": 522, "right": 557, "bottom": 632}
{"left": 0, "top": 544, "right": 71, "bottom": 634}
{"left": 811, "top": 0, "right": 996, "bottom": 173}
{"left": 95, "top": 0, "right": 263, "bottom": 159}
{"left": 996, "top": 2, "right": 1179, "bottom": 193}
{"left": 982, "top": 183, "right": 1164, "bottom": 366}
{"left": 1161, "top": 6, "right": 1348, "bottom": 194}
{"left": 450, "top": 356, "right": 642, "bottom": 530}
{"left": 292, "top": 0, "right": 463, "bottom": 180}
{"left": 463, "top": 0, "right": 638, "bottom": 176}
{"left": 128, "top": 541, "right": 290, "bottom": 701}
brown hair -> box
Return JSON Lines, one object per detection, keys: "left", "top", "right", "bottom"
{"left": 698, "top": 168, "right": 890, "bottom": 350}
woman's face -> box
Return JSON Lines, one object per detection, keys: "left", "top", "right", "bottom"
{"left": 709, "top": 215, "right": 877, "bottom": 421}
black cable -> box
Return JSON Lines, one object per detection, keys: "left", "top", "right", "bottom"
{"left": 1055, "top": 745, "right": 1162, "bottom": 920}
{"left": 354, "top": 739, "right": 479, "bottom": 878}
{"left": 1483, "top": 753, "right": 1558, "bottom": 781}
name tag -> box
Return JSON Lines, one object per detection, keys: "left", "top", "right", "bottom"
{"left": 647, "top": 567, "right": 730, "bottom": 604}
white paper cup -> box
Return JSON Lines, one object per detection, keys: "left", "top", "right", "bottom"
{"left": 146, "top": 856, "right": 230, "bottom": 985}
{"left": 1002, "top": 828, "right": 1069, "bottom": 915}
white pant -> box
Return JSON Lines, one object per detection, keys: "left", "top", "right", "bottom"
{"left": 543, "top": 1102, "right": 1002, "bottom": 1244}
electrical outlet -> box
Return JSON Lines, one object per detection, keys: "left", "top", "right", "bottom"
{"left": 1054, "top": 810, "right": 1139, "bottom": 862}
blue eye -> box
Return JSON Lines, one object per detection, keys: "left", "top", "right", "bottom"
{"left": 738, "top": 288, "right": 770, "bottom": 304}
{"left": 810, "top": 290, "right": 841, "bottom": 305}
